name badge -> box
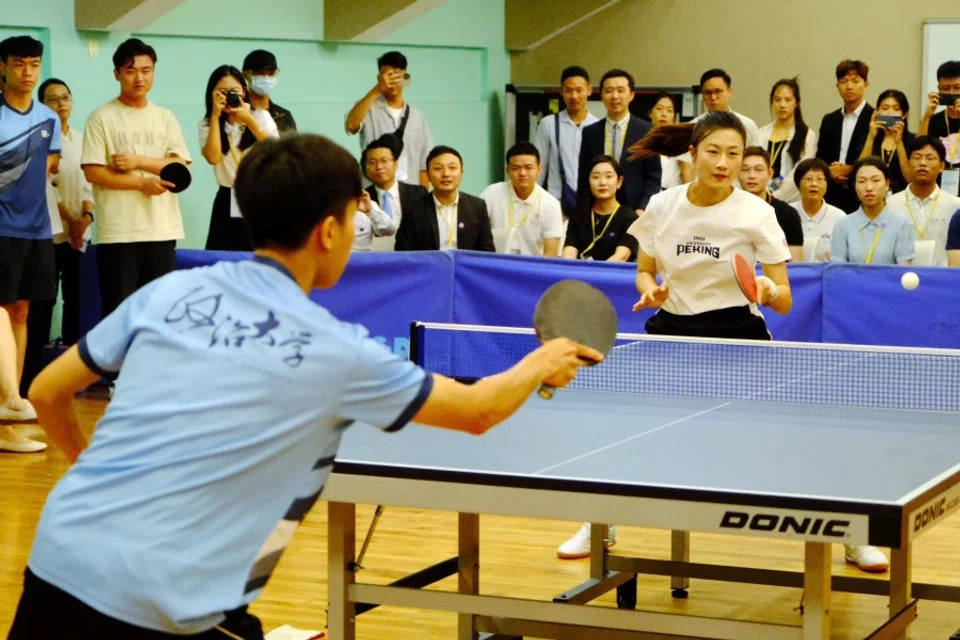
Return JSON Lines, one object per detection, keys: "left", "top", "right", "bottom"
{"left": 943, "top": 169, "right": 960, "bottom": 197}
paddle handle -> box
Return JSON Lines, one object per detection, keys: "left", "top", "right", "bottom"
{"left": 538, "top": 383, "right": 557, "bottom": 400}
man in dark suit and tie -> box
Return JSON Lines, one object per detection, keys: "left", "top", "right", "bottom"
{"left": 577, "top": 69, "right": 661, "bottom": 214}
{"left": 396, "top": 145, "right": 495, "bottom": 252}
{"left": 362, "top": 134, "right": 426, "bottom": 225}
{"left": 816, "top": 60, "right": 875, "bottom": 213}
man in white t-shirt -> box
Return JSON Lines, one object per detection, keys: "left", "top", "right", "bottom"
{"left": 480, "top": 142, "right": 564, "bottom": 257}
{"left": 345, "top": 50, "right": 433, "bottom": 188}
{"left": 82, "top": 38, "right": 191, "bottom": 319}
{"left": 679, "top": 69, "right": 761, "bottom": 183}
{"left": 886, "top": 136, "right": 960, "bottom": 266}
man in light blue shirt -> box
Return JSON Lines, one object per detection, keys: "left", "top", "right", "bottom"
{"left": 9, "top": 134, "right": 598, "bottom": 640}
{"left": 533, "top": 66, "right": 599, "bottom": 215}
{"left": 831, "top": 157, "right": 914, "bottom": 264}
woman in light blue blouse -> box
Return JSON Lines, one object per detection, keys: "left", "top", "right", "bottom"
{"left": 830, "top": 157, "right": 914, "bottom": 264}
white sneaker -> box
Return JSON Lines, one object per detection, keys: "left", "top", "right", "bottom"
{"left": 844, "top": 545, "right": 889, "bottom": 573}
{"left": 0, "top": 425, "right": 47, "bottom": 453}
{"left": 557, "top": 522, "right": 617, "bottom": 559}
{"left": 0, "top": 399, "right": 37, "bottom": 422}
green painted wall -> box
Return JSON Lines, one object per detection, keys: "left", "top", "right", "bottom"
{"left": 2, "top": 0, "right": 509, "bottom": 249}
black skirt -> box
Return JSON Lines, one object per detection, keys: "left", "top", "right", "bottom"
{"left": 205, "top": 185, "right": 253, "bottom": 251}
{"left": 646, "top": 306, "right": 771, "bottom": 341}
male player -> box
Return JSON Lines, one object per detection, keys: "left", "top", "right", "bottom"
{"left": 9, "top": 134, "right": 599, "bottom": 639}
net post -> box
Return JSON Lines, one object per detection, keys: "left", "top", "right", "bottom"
{"left": 409, "top": 322, "right": 424, "bottom": 366}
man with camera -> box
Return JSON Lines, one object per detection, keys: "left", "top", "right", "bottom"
{"left": 919, "top": 60, "right": 960, "bottom": 196}
{"left": 345, "top": 50, "right": 433, "bottom": 188}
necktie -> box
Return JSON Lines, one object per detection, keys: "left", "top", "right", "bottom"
{"left": 382, "top": 191, "right": 395, "bottom": 219}
{"left": 612, "top": 123, "right": 622, "bottom": 160}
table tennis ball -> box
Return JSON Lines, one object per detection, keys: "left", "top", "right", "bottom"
{"left": 901, "top": 272, "right": 920, "bottom": 291}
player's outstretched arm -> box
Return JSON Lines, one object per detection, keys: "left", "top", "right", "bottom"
{"left": 28, "top": 347, "right": 100, "bottom": 463}
{"left": 412, "top": 339, "right": 602, "bottom": 436}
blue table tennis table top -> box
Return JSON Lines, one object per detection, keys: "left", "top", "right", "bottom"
{"left": 336, "top": 389, "right": 960, "bottom": 508}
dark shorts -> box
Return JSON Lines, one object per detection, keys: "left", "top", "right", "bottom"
{"left": 8, "top": 569, "right": 265, "bottom": 640}
{"left": 646, "top": 306, "right": 772, "bottom": 341}
{"left": 0, "top": 236, "right": 56, "bottom": 305}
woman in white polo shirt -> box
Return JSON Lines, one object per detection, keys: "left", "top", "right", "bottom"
{"left": 791, "top": 158, "right": 847, "bottom": 262}
{"left": 200, "top": 65, "right": 279, "bottom": 251}
{"left": 629, "top": 110, "right": 792, "bottom": 339}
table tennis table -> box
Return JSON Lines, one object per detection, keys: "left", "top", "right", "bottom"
{"left": 324, "top": 322, "right": 960, "bottom": 640}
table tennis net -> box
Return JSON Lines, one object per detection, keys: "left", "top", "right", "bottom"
{"left": 411, "top": 323, "right": 960, "bottom": 412}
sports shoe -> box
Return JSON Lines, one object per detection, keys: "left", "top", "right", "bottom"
{"left": 557, "top": 522, "right": 617, "bottom": 559}
{"left": 0, "top": 399, "right": 37, "bottom": 422}
{"left": 0, "top": 425, "right": 47, "bottom": 453}
{"left": 844, "top": 545, "right": 888, "bottom": 573}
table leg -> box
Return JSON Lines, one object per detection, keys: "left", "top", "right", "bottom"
{"left": 802, "top": 542, "right": 831, "bottom": 640}
{"left": 459, "top": 512, "right": 480, "bottom": 640}
{"left": 671, "top": 530, "right": 690, "bottom": 598}
{"left": 889, "top": 545, "right": 912, "bottom": 640}
{"left": 590, "top": 523, "right": 607, "bottom": 580}
{"left": 328, "top": 502, "right": 357, "bottom": 640}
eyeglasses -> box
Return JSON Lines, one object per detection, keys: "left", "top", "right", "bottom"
{"left": 365, "top": 158, "right": 395, "bottom": 168}
{"left": 800, "top": 175, "right": 827, "bottom": 184}
{"left": 44, "top": 94, "right": 72, "bottom": 104}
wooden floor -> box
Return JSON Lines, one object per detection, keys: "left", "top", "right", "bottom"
{"left": 1, "top": 394, "right": 959, "bottom": 639}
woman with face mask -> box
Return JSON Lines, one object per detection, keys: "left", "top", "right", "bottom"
{"left": 200, "top": 65, "right": 279, "bottom": 251}
{"left": 561, "top": 155, "right": 639, "bottom": 262}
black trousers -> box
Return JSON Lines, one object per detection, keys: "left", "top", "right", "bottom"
{"left": 20, "top": 242, "right": 82, "bottom": 396}
{"left": 205, "top": 186, "right": 253, "bottom": 252}
{"left": 97, "top": 240, "right": 176, "bottom": 318}
{"left": 646, "top": 306, "right": 772, "bottom": 341}
{"left": 8, "top": 569, "right": 264, "bottom": 640}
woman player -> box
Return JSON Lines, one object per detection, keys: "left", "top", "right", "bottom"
{"left": 629, "top": 110, "right": 887, "bottom": 572}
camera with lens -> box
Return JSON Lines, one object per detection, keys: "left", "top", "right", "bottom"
{"left": 226, "top": 90, "right": 243, "bottom": 108}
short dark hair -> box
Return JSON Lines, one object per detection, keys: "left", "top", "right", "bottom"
{"left": 505, "top": 141, "right": 540, "bottom": 165}
{"left": 561, "top": 65, "right": 590, "bottom": 85}
{"left": 794, "top": 158, "right": 832, "bottom": 185}
{"left": 907, "top": 135, "right": 947, "bottom": 163}
{"left": 377, "top": 51, "right": 407, "bottom": 70}
{"left": 599, "top": 69, "right": 634, "bottom": 92}
{"left": 235, "top": 135, "right": 362, "bottom": 250}
{"left": 700, "top": 68, "right": 731, "bottom": 88}
{"left": 426, "top": 145, "right": 462, "bottom": 168}
{"left": 743, "top": 146, "right": 771, "bottom": 167}
{"left": 851, "top": 156, "right": 889, "bottom": 182}
{"left": 112, "top": 38, "right": 157, "bottom": 71}
{"left": 835, "top": 59, "right": 869, "bottom": 82}
{"left": 362, "top": 134, "right": 403, "bottom": 166}
{"left": 936, "top": 61, "right": 960, "bottom": 81}
{"left": 1, "top": 36, "right": 43, "bottom": 62}
{"left": 38, "top": 78, "right": 70, "bottom": 102}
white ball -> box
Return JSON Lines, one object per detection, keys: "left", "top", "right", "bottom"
{"left": 901, "top": 272, "right": 920, "bottom": 291}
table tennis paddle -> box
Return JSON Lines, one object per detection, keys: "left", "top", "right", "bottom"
{"left": 533, "top": 279, "right": 618, "bottom": 400}
{"left": 731, "top": 253, "right": 759, "bottom": 303}
{"left": 159, "top": 162, "right": 192, "bottom": 193}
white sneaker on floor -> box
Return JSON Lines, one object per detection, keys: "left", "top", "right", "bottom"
{"left": 844, "top": 545, "right": 889, "bottom": 573}
{"left": 0, "top": 399, "right": 37, "bottom": 422}
{"left": 0, "top": 425, "right": 47, "bottom": 453}
{"left": 557, "top": 522, "right": 617, "bottom": 559}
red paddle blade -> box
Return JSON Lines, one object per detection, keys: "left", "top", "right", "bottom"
{"left": 731, "top": 253, "right": 759, "bottom": 303}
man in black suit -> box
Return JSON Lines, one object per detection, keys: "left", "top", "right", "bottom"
{"left": 396, "top": 145, "right": 495, "bottom": 252}
{"left": 362, "top": 134, "right": 426, "bottom": 224}
{"left": 577, "top": 69, "right": 661, "bottom": 214}
{"left": 816, "top": 60, "right": 875, "bottom": 213}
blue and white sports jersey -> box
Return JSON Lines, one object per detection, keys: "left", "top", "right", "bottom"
{"left": 28, "top": 256, "right": 432, "bottom": 634}
{"left": 0, "top": 95, "right": 61, "bottom": 239}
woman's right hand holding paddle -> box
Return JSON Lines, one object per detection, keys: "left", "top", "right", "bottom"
{"left": 633, "top": 283, "right": 670, "bottom": 310}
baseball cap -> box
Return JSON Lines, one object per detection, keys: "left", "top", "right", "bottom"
{"left": 242, "top": 49, "right": 278, "bottom": 73}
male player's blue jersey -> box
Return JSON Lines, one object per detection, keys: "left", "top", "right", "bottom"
{"left": 0, "top": 95, "right": 61, "bottom": 239}
{"left": 28, "top": 256, "right": 432, "bottom": 633}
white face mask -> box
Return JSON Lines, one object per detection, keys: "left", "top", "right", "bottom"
{"left": 250, "top": 75, "right": 278, "bottom": 97}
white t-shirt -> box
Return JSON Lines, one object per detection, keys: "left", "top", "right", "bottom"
{"left": 886, "top": 186, "right": 960, "bottom": 266}
{"left": 81, "top": 99, "right": 192, "bottom": 244}
{"left": 52, "top": 127, "right": 94, "bottom": 245}
{"left": 197, "top": 109, "right": 278, "bottom": 187}
{"left": 629, "top": 185, "right": 790, "bottom": 316}
{"left": 479, "top": 182, "right": 564, "bottom": 256}
{"left": 791, "top": 200, "right": 846, "bottom": 262}
{"left": 660, "top": 155, "right": 682, "bottom": 190}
